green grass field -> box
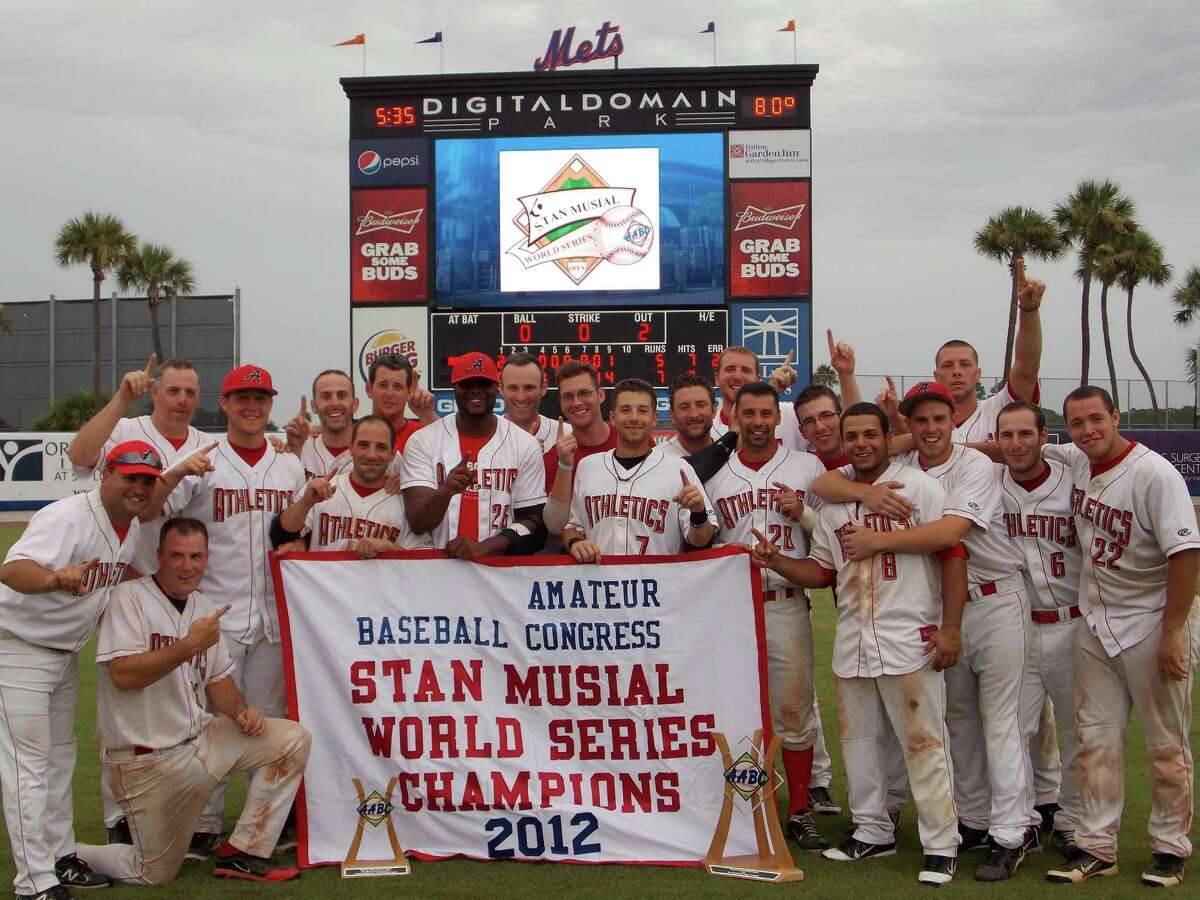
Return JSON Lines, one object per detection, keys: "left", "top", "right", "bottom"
{"left": 0, "top": 521, "right": 1194, "bottom": 897}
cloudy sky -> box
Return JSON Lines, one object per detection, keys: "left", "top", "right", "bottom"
{"left": 2, "top": 0, "right": 1198, "bottom": 415}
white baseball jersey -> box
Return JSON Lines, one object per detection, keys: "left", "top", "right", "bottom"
{"left": 0, "top": 491, "right": 140, "bottom": 651}
{"left": 164, "top": 439, "right": 305, "bottom": 644}
{"left": 1068, "top": 441, "right": 1200, "bottom": 656}
{"left": 711, "top": 403, "right": 809, "bottom": 451}
{"left": 94, "top": 576, "right": 235, "bottom": 751}
{"left": 298, "top": 434, "right": 352, "bottom": 479}
{"left": 900, "top": 444, "right": 1024, "bottom": 586}
{"left": 952, "top": 382, "right": 1036, "bottom": 443}
{"left": 706, "top": 447, "right": 825, "bottom": 592}
{"left": 809, "top": 462, "right": 953, "bottom": 678}
{"left": 302, "top": 470, "right": 430, "bottom": 550}
{"left": 999, "top": 458, "right": 1081, "bottom": 611}
{"left": 399, "top": 415, "right": 546, "bottom": 548}
{"left": 71, "top": 415, "right": 207, "bottom": 576}
{"left": 508, "top": 414, "right": 571, "bottom": 454}
{"left": 566, "top": 447, "right": 717, "bottom": 555}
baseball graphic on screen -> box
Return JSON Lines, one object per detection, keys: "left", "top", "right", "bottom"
{"left": 593, "top": 205, "right": 654, "bottom": 265}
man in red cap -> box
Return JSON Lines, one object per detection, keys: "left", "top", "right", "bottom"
{"left": 0, "top": 440, "right": 163, "bottom": 897}
{"left": 400, "top": 352, "right": 547, "bottom": 557}
{"left": 143, "top": 364, "right": 306, "bottom": 859}
{"left": 812, "top": 381, "right": 1036, "bottom": 881}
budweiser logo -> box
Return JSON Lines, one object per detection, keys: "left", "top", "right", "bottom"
{"left": 355, "top": 208, "right": 424, "bottom": 236}
{"left": 733, "top": 203, "right": 806, "bottom": 232}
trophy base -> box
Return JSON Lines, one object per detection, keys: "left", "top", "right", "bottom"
{"left": 340, "top": 861, "right": 411, "bottom": 878}
{"left": 706, "top": 855, "right": 804, "bottom": 883}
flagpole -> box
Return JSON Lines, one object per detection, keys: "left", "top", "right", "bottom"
{"left": 792, "top": 29, "right": 796, "bottom": 64}
{"left": 440, "top": 39, "right": 444, "bottom": 74}
{"left": 362, "top": 41, "right": 366, "bottom": 76}
{"left": 712, "top": 31, "right": 716, "bottom": 66}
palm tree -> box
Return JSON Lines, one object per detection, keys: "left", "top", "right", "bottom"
{"left": 811, "top": 362, "right": 838, "bottom": 387}
{"left": 973, "top": 206, "right": 1066, "bottom": 384}
{"left": 1113, "top": 230, "right": 1171, "bottom": 420}
{"left": 1091, "top": 247, "right": 1124, "bottom": 406}
{"left": 54, "top": 212, "right": 138, "bottom": 400}
{"left": 0, "top": 304, "right": 12, "bottom": 335}
{"left": 1173, "top": 265, "right": 1200, "bottom": 427}
{"left": 117, "top": 243, "right": 196, "bottom": 360}
{"left": 1054, "top": 180, "right": 1136, "bottom": 386}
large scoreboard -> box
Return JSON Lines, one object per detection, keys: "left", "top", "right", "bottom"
{"left": 342, "top": 64, "right": 817, "bottom": 416}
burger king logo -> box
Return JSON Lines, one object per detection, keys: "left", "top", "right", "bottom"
{"left": 358, "top": 330, "right": 419, "bottom": 384}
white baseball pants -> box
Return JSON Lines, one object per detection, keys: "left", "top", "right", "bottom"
{"left": 1019, "top": 615, "right": 1079, "bottom": 831}
{"left": 765, "top": 596, "right": 818, "bottom": 750}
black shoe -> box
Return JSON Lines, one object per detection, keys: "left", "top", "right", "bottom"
{"left": 919, "top": 854, "right": 957, "bottom": 886}
{"left": 1035, "top": 802, "right": 1061, "bottom": 834}
{"left": 275, "top": 826, "right": 297, "bottom": 854}
{"left": 823, "top": 836, "right": 897, "bottom": 861}
{"left": 212, "top": 851, "right": 301, "bottom": 882}
{"left": 16, "top": 887, "right": 71, "bottom": 900}
{"left": 889, "top": 807, "right": 902, "bottom": 831}
{"left": 1046, "top": 849, "right": 1119, "bottom": 883}
{"left": 106, "top": 818, "right": 131, "bottom": 845}
{"left": 809, "top": 786, "right": 841, "bottom": 815}
{"left": 185, "top": 831, "right": 224, "bottom": 862}
{"left": 975, "top": 828, "right": 1039, "bottom": 882}
{"left": 1142, "top": 853, "right": 1186, "bottom": 888}
{"left": 787, "top": 812, "right": 829, "bottom": 851}
{"left": 958, "top": 823, "right": 991, "bottom": 852}
{"left": 1052, "top": 828, "right": 1077, "bottom": 856}
{"left": 54, "top": 853, "right": 111, "bottom": 889}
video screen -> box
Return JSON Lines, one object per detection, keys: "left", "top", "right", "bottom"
{"left": 435, "top": 133, "right": 724, "bottom": 308}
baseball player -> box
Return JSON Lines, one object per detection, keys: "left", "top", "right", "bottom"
{"left": 795, "top": 382, "right": 907, "bottom": 823}
{"left": 561, "top": 378, "right": 716, "bottom": 559}
{"left": 67, "top": 355, "right": 206, "bottom": 578}
{"left": 73, "top": 518, "right": 311, "bottom": 885}
{"left": 143, "top": 363, "right": 306, "bottom": 857}
{"left": 363, "top": 352, "right": 438, "bottom": 452}
{"left": 500, "top": 351, "right": 571, "bottom": 453}
{"left": 710, "top": 346, "right": 807, "bottom": 450}
{"left": 401, "top": 352, "right": 546, "bottom": 557}
{"left": 660, "top": 372, "right": 717, "bottom": 458}
{"left": 1043, "top": 387, "right": 1199, "bottom": 888}
{"left": 285, "top": 369, "right": 360, "bottom": 478}
{"left": 0, "top": 440, "right": 164, "bottom": 897}
{"left": 816, "top": 381, "right": 1037, "bottom": 881}
{"left": 752, "top": 402, "right": 966, "bottom": 886}
{"left": 995, "top": 401, "right": 1082, "bottom": 854}
{"left": 701, "top": 382, "right": 829, "bottom": 849}
{"left": 273, "top": 416, "right": 430, "bottom": 554}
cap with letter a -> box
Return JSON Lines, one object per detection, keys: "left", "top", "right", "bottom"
{"left": 450, "top": 352, "right": 500, "bottom": 384}
{"left": 105, "top": 440, "right": 164, "bottom": 479}
{"left": 899, "top": 381, "right": 955, "bottom": 417}
{"left": 221, "top": 364, "right": 278, "bottom": 397}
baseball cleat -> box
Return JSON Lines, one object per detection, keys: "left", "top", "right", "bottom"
{"left": 1046, "top": 849, "right": 1118, "bottom": 883}
{"left": 275, "top": 827, "right": 298, "bottom": 854}
{"left": 16, "top": 886, "right": 70, "bottom": 900}
{"left": 1035, "top": 802, "right": 1061, "bottom": 835}
{"left": 185, "top": 831, "right": 224, "bottom": 862}
{"left": 809, "top": 786, "right": 841, "bottom": 815}
{"left": 889, "top": 807, "right": 902, "bottom": 832}
{"left": 822, "top": 836, "right": 896, "bottom": 862}
{"left": 918, "top": 854, "right": 957, "bottom": 886}
{"left": 975, "top": 828, "right": 1040, "bottom": 882}
{"left": 787, "top": 812, "right": 829, "bottom": 851}
{"left": 957, "top": 823, "right": 991, "bottom": 852}
{"left": 213, "top": 851, "right": 301, "bottom": 883}
{"left": 1052, "top": 828, "right": 1077, "bottom": 856}
{"left": 105, "top": 817, "right": 132, "bottom": 845}
{"left": 1141, "top": 853, "right": 1185, "bottom": 888}
{"left": 54, "top": 853, "right": 112, "bottom": 889}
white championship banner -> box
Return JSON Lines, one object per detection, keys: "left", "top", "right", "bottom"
{"left": 272, "top": 548, "right": 771, "bottom": 868}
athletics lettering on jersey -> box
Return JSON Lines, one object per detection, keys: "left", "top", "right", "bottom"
{"left": 211, "top": 487, "right": 296, "bottom": 523}
{"left": 1069, "top": 490, "right": 1133, "bottom": 548}
{"left": 435, "top": 466, "right": 520, "bottom": 493}
{"left": 713, "top": 486, "right": 804, "bottom": 529}
{"left": 148, "top": 632, "right": 210, "bottom": 681}
{"left": 317, "top": 513, "right": 402, "bottom": 546}
{"left": 81, "top": 561, "right": 130, "bottom": 595}
{"left": 1004, "top": 512, "right": 1077, "bottom": 547}
{"left": 580, "top": 493, "right": 670, "bottom": 533}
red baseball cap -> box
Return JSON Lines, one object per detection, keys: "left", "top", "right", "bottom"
{"left": 221, "top": 364, "right": 277, "bottom": 397}
{"left": 899, "top": 381, "right": 956, "bottom": 417}
{"left": 105, "top": 440, "right": 164, "bottom": 479}
{"left": 450, "top": 352, "right": 500, "bottom": 384}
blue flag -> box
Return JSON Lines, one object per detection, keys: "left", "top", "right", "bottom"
{"left": 699, "top": 21, "right": 715, "bottom": 34}
{"left": 415, "top": 31, "right": 442, "bottom": 44}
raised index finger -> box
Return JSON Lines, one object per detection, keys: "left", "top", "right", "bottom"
{"left": 1015, "top": 255, "right": 1026, "bottom": 287}
{"left": 826, "top": 328, "right": 835, "bottom": 358}
{"left": 680, "top": 469, "right": 691, "bottom": 486}
{"left": 783, "top": 348, "right": 794, "bottom": 368}
{"left": 215, "top": 604, "right": 232, "bottom": 618}
{"left": 144, "top": 352, "right": 158, "bottom": 375}
{"left": 771, "top": 481, "right": 794, "bottom": 494}
{"left": 557, "top": 415, "right": 565, "bottom": 438}
{"left": 885, "top": 375, "right": 897, "bottom": 394}
{"left": 750, "top": 527, "right": 769, "bottom": 545}
{"left": 300, "top": 396, "right": 308, "bottom": 419}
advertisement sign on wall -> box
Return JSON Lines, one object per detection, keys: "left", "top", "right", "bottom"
{"left": 351, "top": 188, "right": 429, "bottom": 304}
{"left": 728, "top": 181, "right": 811, "bottom": 298}
{"left": 349, "top": 138, "right": 429, "bottom": 188}
{"left": 727, "top": 130, "right": 811, "bottom": 179}
{"left": 351, "top": 306, "right": 430, "bottom": 401}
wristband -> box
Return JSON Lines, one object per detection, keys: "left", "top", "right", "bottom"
{"left": 510, "top": 522, "right": 531, "bottom": 537}
{"left": 689, "top": 510, "right": 710, "bottom": 526}
{"left": 1019, "top": 303, "right": 1041, "bottom": 312}
{"left": 565, "top": 536, "right": 584, "bottom": 550}
{"left": 558, "top": 459, "right": 574, "bottom": 471}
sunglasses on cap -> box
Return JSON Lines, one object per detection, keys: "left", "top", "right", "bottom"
{"left": 109, "top": 449, "right": 164, "bottom": 470}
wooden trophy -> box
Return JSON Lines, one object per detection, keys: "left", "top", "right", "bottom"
{"left": 341, "top": 776, "right": 411, "bottom": 878}
{"left": 703, "top": 729, "right": 803, "bottom": 883}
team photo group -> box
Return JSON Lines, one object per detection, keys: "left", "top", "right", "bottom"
{"left": 0, "top": 258, "right": 1196, "bottom": 896}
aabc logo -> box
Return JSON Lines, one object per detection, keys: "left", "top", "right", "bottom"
{"left": 0, "top": 440, "right": 44, "bottom": 482}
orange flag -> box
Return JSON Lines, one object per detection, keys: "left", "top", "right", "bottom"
{"left": 778, "top": 20, "right": 796, "bottom": 32}
{"left": 335, "top": 33, "right": 365, "bottom": 46}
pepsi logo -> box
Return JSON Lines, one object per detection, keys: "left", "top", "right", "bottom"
{"left": 358, "top": 151, "right": 383, "bottom": 175}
